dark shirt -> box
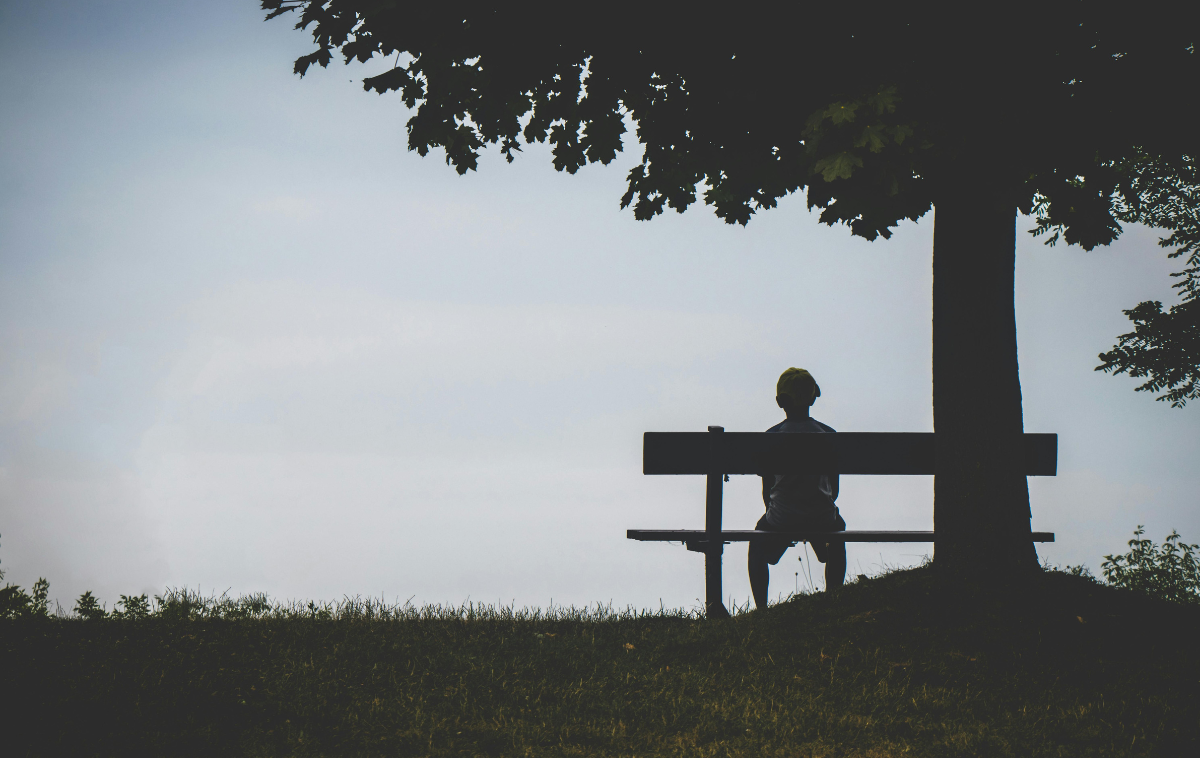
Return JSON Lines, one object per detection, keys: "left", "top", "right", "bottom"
{"left": 762, "top": 417, "right": 840, "bottom": 528}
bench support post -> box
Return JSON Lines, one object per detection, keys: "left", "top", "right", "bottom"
{"left": 705, "top": 426, "right": 730, "bottom": 619}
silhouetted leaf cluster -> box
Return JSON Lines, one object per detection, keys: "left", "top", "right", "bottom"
{"left": 1084, "top": 155, "right": 1200, "bottom": 404}
{"left": 262, "top": 2, "right": 1200, "bottom": 405}
{"left": 261, "top": 3, "right": 1195, "bottom": 234}
{"left": 1102, "top": 526, "right": 1200, "bottom": 604}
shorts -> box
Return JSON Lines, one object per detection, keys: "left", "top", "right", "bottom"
{"left": 752, "top": 512, "right": 847, "bottom": 565}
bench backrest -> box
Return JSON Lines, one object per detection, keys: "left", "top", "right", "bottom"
{"left": 643, "top": 432, "right": 1057, "bottom": 476}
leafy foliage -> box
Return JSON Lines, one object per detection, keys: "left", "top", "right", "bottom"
{"left": 0, "top": 584, "right": 35, "bottom": 618}
{"left": 1102, "top": 526, "right": 1200, "bottom": 604}
{"left": 30, "top": 577, "right": 50, "bottom": 615}
{"left": 1, "top": 577, "right": 51, "bottom": 619}
{"left": 111, "top": 593, "right": 151, "bottom": 619}
{"left": 153, "top": 587, "right": 274, "bottom": 620}
{"left": 1034, "top": 151, "right": 1200, "bottom": 406}
{"left": 262, "top": 2, "right": 1200, "bottom": 403}
{"left": 73, "top": 590, "right": 106, "bottom": 621}
{"left": 1097, "top": 298, "right": 1200, "bottom": 406}
{"left": 259, "top": 3, "right": 1196, "bottom": 230}
{"left": 1089, "top": 153, "right": 1200, "bottom": 405}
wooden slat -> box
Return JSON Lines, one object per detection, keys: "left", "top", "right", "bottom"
{"left": 642, "top": 432, "right": 1057, "bottom": 476}
{"left": 627, "top": 529, "right": 1056, "bottom": 543}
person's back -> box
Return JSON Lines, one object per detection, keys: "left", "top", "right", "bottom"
{"left": 748, "top": 368, "right": 847, "bottom": 609}
{"left": 762, "top": 416, "right": 839, "bottom": 529}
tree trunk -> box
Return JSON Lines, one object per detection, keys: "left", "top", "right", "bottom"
{"left": 932, "top": 191, "right": 1040, "bottom": 576}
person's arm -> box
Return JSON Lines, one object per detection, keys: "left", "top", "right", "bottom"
{"left": 761, "top": 474, "right": 772, "bottom": 509}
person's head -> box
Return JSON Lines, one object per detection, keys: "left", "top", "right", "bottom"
{"left": 776, "top": 367, "right": 820, "bottom": 413}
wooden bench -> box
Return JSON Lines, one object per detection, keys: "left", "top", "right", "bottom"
{"left": 628, "top": 426, "right": 1057, "bottom": 617}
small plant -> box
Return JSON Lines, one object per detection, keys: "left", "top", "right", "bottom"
{"left": 1101, "top": 526, "right": 1200, "bottom": 605}
{"left": 1, "top": 577, "right": 52, "bottom": 619}
{"left": 1063, "top": 564, "right": 1096, "bottom": 579}
{"left": 1, "top": 584, "right": 34, "bottom": 618}
{"left": 156, "top": 587, "right": 205, "bottom": 620}
{"left": 74, "top": 590, "right": 107, "bottom": 620}
{"left": 112, "top": 594, "right": 151, "bottom": 619}
{"left": 306, "top": 600, "right": 333, "bottom": 620}
{"left": 31, "top": 578, "right": 51, "bottom": 616}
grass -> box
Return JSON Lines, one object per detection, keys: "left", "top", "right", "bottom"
{"left": 3, "top": 565, "right": 1199, "bottom": 757}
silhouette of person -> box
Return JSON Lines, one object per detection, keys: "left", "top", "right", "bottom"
{"left": 749, "top": 368, "right": 847, "bottom": 608}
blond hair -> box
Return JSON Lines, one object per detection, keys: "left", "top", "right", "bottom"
{"left": 777, "top": 367, "right": 820, "bottom": 405}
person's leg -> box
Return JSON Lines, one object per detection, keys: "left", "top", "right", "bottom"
{"left": 748, "top": 539, "right": 770, "bottom": 609}
{"left": 825, "top": 542, "right": 847, "bottom": 589}
{"left": 824, "top": 513, "right": 847, "bottom": 589}
{"left": 749, "top": 515, "right": 789, "bottom": 609}
{"left": 809, "top": 540, "right": 828, "bottom": 563}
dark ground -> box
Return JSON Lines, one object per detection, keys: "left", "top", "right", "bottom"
{"left": 3, "top": 566, "right": 1198, "bottom": 757}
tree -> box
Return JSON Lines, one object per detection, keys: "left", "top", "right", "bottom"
{"left": 1087, "top": 155, "right": 1200, "bottom": 407}
{"left": 263, "top": 1, "right": 1199, "bottom": 575}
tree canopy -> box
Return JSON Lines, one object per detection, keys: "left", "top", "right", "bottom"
{"left": 263, "top": 1, "right": 1199, "bottom": 404}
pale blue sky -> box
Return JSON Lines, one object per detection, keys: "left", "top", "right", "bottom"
{"left": 1, "top": 0, "right": 1196, "bottom": 611}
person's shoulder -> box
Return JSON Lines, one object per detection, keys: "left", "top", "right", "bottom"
{"left": 767, "top": 418, "right": 832, "bottom": 433}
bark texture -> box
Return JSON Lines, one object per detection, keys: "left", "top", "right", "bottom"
{"left": 932, "top": 193, "right": 1040, "bottom": 575}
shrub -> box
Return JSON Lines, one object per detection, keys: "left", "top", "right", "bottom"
{"left": 1061, "top": 564, "right": 1096, "bottom": 579}
{"left": 1, "top": 583, "right": 34, "bottom": 618}
{"left": 112, "top": 594, "right": 151, "bottom": 619}
{"left": 1101, "top": 526, "right": 1200, "bottom": 605}
{"left": 74, "top": 590, "right": 107, "bottom": 620}
{"left": 31, "top": 578, "right": 50, "bottom": 616}
{"left": 1, "top": 577, "right": 52, "bottom": 619}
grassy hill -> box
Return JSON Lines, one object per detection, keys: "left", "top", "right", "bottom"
{"left": 3, "top": 565, "right": 1198, "bottom": 756}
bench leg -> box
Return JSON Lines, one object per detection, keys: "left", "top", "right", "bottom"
{"left": 705, "top": 426, "right": 730, "bottom": 619}
{"left": 705, "top": 544, "right": 729, "bottom": 619}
